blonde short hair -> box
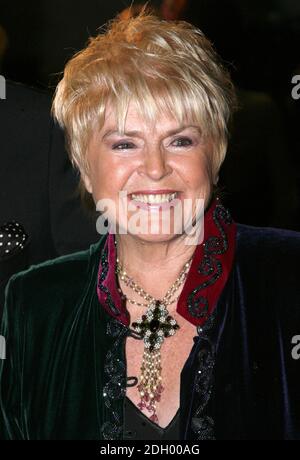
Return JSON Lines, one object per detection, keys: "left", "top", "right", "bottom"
{"left": 52, "top": 12, "right": 237, "bottom": 192}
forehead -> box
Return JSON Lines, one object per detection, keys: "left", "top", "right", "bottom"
{"left": 101, "top": 101, "right": 182, "bottom": 134}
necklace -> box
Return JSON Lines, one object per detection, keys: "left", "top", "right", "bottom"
{"left": 115, "top": 242, "right": 193, "bottom": 424}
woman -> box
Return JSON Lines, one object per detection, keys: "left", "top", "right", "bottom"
{"left": 0, "top": 13, "right": 299, "bottom": 441}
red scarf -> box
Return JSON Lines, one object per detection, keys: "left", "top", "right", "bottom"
{"left": 97, "top": 196, "right": 236, "bottom": 327}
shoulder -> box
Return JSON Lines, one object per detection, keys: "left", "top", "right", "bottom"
{"left": 236, "top": 223, "right": 300, "bottom": 260}
{"left": 1, "top": 81, "right": 51, "bottom": 113}
{"left": 0, "top": 81, "right": 52, "bottom": 156}
{"left": 235, "top": 223, "right": 300, "bottom": 298}
{"left": 10, "top": 247, "right": 89, "bottom": 288}
{"left": 235, "top": 223, "right": 300, "bottom": 317}
{"left": 4, "top": 236, "right": 105, "bottom": 320}
{"left": 0, "top": 81, "right": 51, "bottom": 131}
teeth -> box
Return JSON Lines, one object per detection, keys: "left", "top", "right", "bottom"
{"left": 131, "top": 192, "right": 178, "bottom": 204}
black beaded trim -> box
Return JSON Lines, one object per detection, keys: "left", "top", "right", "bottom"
{"left": 190, "top": 310, "right": 216, "bottom": 440}
{"left": 100, "top": 319, "right": 128, "bottom": 440}
{"left": 187, "top": 203, "right": 232, "bottom": 320}
{"left": 98, "top": 245, "right": 121, "bottom": 316}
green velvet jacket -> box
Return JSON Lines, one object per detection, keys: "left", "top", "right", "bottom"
{"left": 1, "top": 203, "right": 300, "bottom": 440}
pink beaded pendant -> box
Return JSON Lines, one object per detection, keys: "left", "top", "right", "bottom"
{"left": 136, "top": 349, "right": 165, "bottom": 423}
{"left": 131, "top": 300, "right": 180, "bottom": 424}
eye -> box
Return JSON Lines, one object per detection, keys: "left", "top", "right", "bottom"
{"left": 112, "top": 141, "right": 136, "bottom": 150}
{"left": 171, "top": 137, "right": 193, "bottom": 147}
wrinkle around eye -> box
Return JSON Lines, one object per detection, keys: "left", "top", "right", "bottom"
{"left": 166, "top": 136, "right": 199, "bottom": 150}
{"left": 111, "top": 142, "right": 136, "bottom": 150}
{"left": 172, "top": 137, "right": 193, "bottom": 147}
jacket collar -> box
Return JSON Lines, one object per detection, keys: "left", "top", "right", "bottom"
{"left": 97, "top": 196, "right": 237, "bottom": 327}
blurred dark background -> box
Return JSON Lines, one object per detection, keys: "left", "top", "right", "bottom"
{"left": 0, "top": 0, "right": 299, "bottom": 230}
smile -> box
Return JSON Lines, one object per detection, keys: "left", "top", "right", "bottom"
{"left": 130, "top": 192, "right": 178, "bottom": 204}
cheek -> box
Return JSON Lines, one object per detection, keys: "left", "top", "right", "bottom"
{"left": 181, "top": 156, "right": 211, "bottom": 190}
{"left": 89, "top": 157, "right": 132, "bottom": 200}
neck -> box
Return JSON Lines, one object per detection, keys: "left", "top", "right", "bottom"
{"left": 115, "top": 233, "right": 197, "bottom": 289}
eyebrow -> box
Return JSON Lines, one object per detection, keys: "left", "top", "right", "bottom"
{"left": 101, "top": 125, "right": 201, "bottom": 140}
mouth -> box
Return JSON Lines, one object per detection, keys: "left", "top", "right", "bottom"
{"left": 130, "top": 191, "right": 179, "bottom": 204}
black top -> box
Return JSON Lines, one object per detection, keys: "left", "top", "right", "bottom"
{"left": 1, "top": 225, "right": 300, "bottom": 440}
{"left": 123, "top": 397, "right": 180, "bottom": 440}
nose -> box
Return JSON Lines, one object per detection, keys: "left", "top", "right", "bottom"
{"left": 137, "top": 146, "right": 172, "bottom": 180}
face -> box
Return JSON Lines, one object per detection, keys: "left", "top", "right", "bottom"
{"left": 83, "top": 102, "right": 212, "bottom": 243}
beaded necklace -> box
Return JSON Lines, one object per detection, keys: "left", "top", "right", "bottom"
{"left": 115, "top": 241, "right": 193, "bottom": 424}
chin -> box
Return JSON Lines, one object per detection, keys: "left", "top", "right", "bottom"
{"left": 127, "top": 232, "right": 180, "bottom": 244}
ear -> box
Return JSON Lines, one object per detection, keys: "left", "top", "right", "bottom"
{"left": 81, "top": 172, "right": 93, "bottom": 194}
